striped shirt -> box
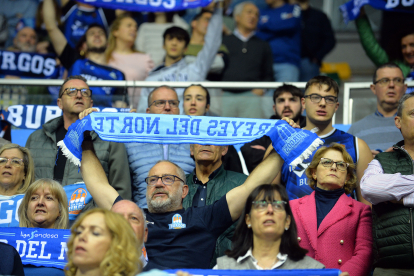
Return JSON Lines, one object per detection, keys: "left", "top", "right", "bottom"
{"left": 361, "top": 159, "right": 414, "bottom": 207}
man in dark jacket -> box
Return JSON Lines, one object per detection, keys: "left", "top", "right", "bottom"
{"left": 26, "top": 75, "right": 132, "bottom": 216}
{"left": 361, "top": 92, "right": 414, "bottom": 275}
{"left": 184, "top": 144, "right": 247, "bottom": 267}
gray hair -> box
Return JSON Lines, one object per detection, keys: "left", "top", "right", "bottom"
{"left": 147, "top": 85, "right": 178, "bottom": 107}
{"left": 233, "top": 1, "right": 257, "bottom": 20}
{"left": 397, "top": 92, "right": 414, "bottom": 117}
{"left": 152, "top": 160, "right": 186, "bottom": 185}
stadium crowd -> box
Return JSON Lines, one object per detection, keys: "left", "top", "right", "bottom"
{"left": 0, "top": 0, "right": 414, "bottom": 276}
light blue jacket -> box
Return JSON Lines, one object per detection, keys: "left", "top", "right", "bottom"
{"left": 126, "top": 143, "right": 195, "bottom": 208}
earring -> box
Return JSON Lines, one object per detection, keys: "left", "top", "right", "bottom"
{"left": 285, "top": 227, "right": 289, "bottom": 231}
{"left": 247, "top": 224, "right": 251, "bottom": 228}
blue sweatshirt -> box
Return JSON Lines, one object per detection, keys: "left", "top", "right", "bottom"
{"left": 256, "top": 4, "right": 301, "bottom": 67}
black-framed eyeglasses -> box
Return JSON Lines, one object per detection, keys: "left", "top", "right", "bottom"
{"left": 145, "top": 174, "right": 184, "bottom": 186}
{"left": 319, "top": 158, "right": 349, "bottom": 171}
{"left": 373, "top": 77, "right": 404, "bottom": 86}
{"left": 304, "top": 94, "right": 337, "bottom": 104}
{"left": 149, "top": 100, "right": 180, "bottom": 108}
{"left": 61, "top": 88, "right": 92, "bottom": 97}
{"left": 0, "top": 157, "right": 24, "bottom": 167}
{"left": 252, "top": 200, "right": 287, "bottom": 212}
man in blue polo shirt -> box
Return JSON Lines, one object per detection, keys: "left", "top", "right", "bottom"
{"left": 79, "top": 116, "right": 295, "bottom": 270}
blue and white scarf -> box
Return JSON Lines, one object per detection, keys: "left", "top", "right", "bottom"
{"left": 77, "top": 0, "right": 213, "bottom": 12}
{"left": 1, "top": 105, "right": 130, "bottom": 130}
{"left": 0, "top": 51, "right": 59, "bottom": 79}
{"left": 0, "top": 227, "right": 70, "bottom": 269}
{"left": 58, "top": 113, "right": 323, "bottom": 169}
{"left": 340, "top": 0, "right": 414, "bottom": 23}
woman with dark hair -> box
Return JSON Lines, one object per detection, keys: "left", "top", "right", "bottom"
{"left": 291, "top": 143, "right": 372, "bottom": 276}
{"left": 215, "top": 184, "right": 324, "bottom": 270}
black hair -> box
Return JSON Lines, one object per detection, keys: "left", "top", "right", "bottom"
{"left": 273, "top": 84, "right": 303, "bottom": 104}
{"left": 75, "top": 23, "right": 107, "bottom": 53}
{"left": 372, "top": 62, "right": 404, "bottom": 83}
{"left": 183, "top": 84, "right": 210, "bottom": 106}
{"left": 226, "top": 184, "right": 308, "bottom": 261}
{"left": 163, "top": 26, "right": 190, "bottom": 47}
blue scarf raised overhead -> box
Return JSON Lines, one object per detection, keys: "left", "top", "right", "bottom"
{"left": 76, "top": 0, "right": 213, "bottom": 12}
{"left": 58, "top": 113, "right": 323, "bottom": 169}
{"left": 340, "top": 0, "right": 414, "bottom": 23}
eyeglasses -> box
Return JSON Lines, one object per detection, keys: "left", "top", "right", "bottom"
{"left": 374, "top": 77, "right": 404, "bottom": 86}
{"left": 145, "top": 175, "right": 184, "bottom": 186}
{"left": 0, "top": 157, "right": 24, "bottom": 167}
{"left": 252, "top": 201, "right": 287, "bottom": 212}
{"left": 61, "top": 88, "right": 92, "bottom": 97}
{"left": 319, "top": 158, "right": 349, "bottom": 171}
{"left": 304, "top": 94, "right": 337, "bottom": 104}
{"left": 149, "top": 100, "right": 180, "bottom": 108}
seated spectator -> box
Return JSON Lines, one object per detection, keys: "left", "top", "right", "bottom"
{"left": 25, "top": 75, "right": 132, "bottom": 216}
{"left": 357, "top": 7, "right": 414, "bottom": 78}
{"left": 135, "top": 12, "right": 189, "bottom": 66}
{"left": 136, "top": 1, "right": 222, "bottom": 114}
{"left": 290, "top": 144, "right": 373, "bottom": 276}
{"left": 6, "top": 27, "right": 37, "bottom": 53}
{"left": 18, "top": 178, "right": 68, "bottom": 276}
{"left": 183, "top": 84, "right": 244, "bottom": 174}
{"left": 43, "top": 0, "right": 126, "bottom": 107}
{"left": 185, "top": 10, "right": 229, "bottom": 81}
{"left": 106, "top": 14, "right": 154, "bottom": 109}
{"left": 348, "top": 63, "right": 405, "bottom": 157}
{"left": 18, "top": 178, "right": 69, "bottom": 229}
{"left": 65, "top": 208, "right": 141, "bottom": 276}
{"left": 0, "top": 144, "right": 35, "bottom": 227}
{"left": 78, "top": 110, "right": 303, "bottom": 270}
{"left": 215, "top": 184, "right": 324, "bottom": 269}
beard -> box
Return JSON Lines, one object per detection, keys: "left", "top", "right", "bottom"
{"left": 147, "top": 187, "right": 182, "bottom": 213}
{"left": 87, "top": 46, "right": 106, "bottom": 54}
{"left": 15, "top": 41, "right": 36, "bottom": 52}
{"left": 276, "top": 108, "right": 302, "bottom": 124}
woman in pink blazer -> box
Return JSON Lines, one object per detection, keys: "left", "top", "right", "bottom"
{"left": 290, "top": 143, "right": 373, "bottom": 276}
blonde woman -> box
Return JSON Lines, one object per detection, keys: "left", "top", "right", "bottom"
{"left": 0, "top": 143, "right": 35, "bottom": 196}
{"left": 65, "top": 208, "right": 141, "bottom": 276}
{"left": 106, "top": 14, "right": 154, "bottom": 108}
{"left": 18, "top": 178, "right": 69, "bottom": 229}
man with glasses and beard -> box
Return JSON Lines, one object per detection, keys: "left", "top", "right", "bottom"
{"left": 43, "top": 0, "right": 125, "bottom": 107}
{"left": 126, "top": 86, "right": 195, "bottom": 209}
{"left": 241, "top": 84, "right": 305, "bottom": 173}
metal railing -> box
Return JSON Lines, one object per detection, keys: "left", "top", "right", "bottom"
{"left": 343, "top": 81, "right": 414, "bottom": 124}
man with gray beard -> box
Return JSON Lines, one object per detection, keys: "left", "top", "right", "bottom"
{"left": 7, "top": 27, "right": 37, "bottom": 53}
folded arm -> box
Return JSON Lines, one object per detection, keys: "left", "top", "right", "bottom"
{"left": 361, "top": 159, "right": 414, "bottom": 207}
